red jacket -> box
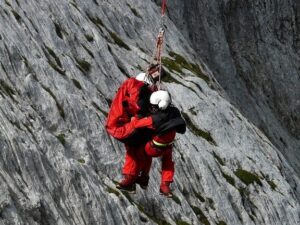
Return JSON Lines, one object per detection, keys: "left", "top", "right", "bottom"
{"left": 105, "top": 78, "right": 153, "bottom": 141}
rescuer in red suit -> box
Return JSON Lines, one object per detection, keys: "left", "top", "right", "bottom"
{"left": 116, "top": 91, "right": 186, "bottom": 197}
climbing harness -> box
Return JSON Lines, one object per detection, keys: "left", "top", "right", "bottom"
{"left": 145, "top": 0, "right": 167, "bottom": 90}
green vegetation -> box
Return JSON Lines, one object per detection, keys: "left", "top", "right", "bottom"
{"left": 106, "top": 187, "right": 120, "bottom": 196}
{"left": 48, "top": 61, "right": 66, "bottom": 76}
{"left": 130, "top": 8, "right": 142, "bottom": 18}
{"left": 162, "top": 57, "right": 182, "bottom": 73}
{"left": 191, "top": 206, "right": 210, "bottom": 225}
{"left": 234, "top": 169, "right": 262, "bottom": 186}
{"left": 84, "top": 34, "right": 94, "bottom": 42}
{"left": 87, "top": 15, "right": 130, "bottom": 50}
{"left": 87, "top": 14, "right": 104, "bottom": 28}
{"left": 217, "top": 221, "right": 227, "bottom": 225}
{"left": 45, "top": 46, "right": 62, "bottom": 67}
{"left": 72, "top": 79, "right": 82, "bottom": 90}
{"left": 108, "top": 31, "right": 131, "bottom": 50}
{"left": 137, "top": 204, "right": 171, "bottom": 225}
{"left": 162, "top": 70, "right": 182, "bottom": 84}
{"left": 261, "top": 173, "right": 277, "bottom": 190}
{"left": 189, "top": 107, "right": 197, "bottom": 116}
{"left": 127, "top": 4, "right": 142, "bottom": 18}
{"left": 54, "top": 22, "right": 64, "bottom": 39}
{"left": 44, "top": 45, "right": 66, "bottom": 76}
{"left": 81, "top": 44, "right": 94, "bottom": 58}
{"left": 182, "top": 112, "right": 217, "bottom": 146}
{"left": 162, "top": 51, "right": 210, "bottom": 83}
{"left": 175, "top": 220, "right": 191, "bottom": 225}
{"left": 171, "top": 194, "right": 181, "bottom": 205}
{"left": 56, "top": 133, "right": 66, "bottom": 145}
{"left": 78, "top": 158, "right": 85, "bottom": 164}
{"left": 75, "top": 58, "right": 91, "bottom": 73}
{"left": 122, "top": 191, "right": 135, "bottom": 205}
{"left": 0, "top": 79, "right": 15, "bottom": 99}
{"left": 212, "top": 152, "right": 225, "bottom": 166}
{"left": 207, "top": 198, "right": 215, "bottom": 210}
{"left": 194, "top": 192, "right": 205, "bottom": 202}
{"left": 11, "top": 10, "right": 21, "bottom": 21}
{"left": 266, "top": 179, "right": 277, "bottom": 190}
{"left": 221, "top": 172, "right": 236, "bottom": 187}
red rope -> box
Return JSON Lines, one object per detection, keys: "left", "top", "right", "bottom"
{"left": 161, "top": 0, "right": 167, "bottom": 16}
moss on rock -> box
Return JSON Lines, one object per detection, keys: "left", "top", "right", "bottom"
{"left": 182, "top": 112, "right": 217, "bottom": 145}
{"left": 162, "top": 51, "right": 210, "bottom": 83}
{"left": 234, "top": 169, "right": 262, "bottom": 186}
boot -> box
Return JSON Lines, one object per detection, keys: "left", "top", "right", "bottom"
{"left": 135, "top": 173, "right": 149, "bottom": 190}
{"left": 116, "top": 175, "right": 136, "bottom": 193}
{"left": 159, "top": 181, "right": 172, "bottom": 197}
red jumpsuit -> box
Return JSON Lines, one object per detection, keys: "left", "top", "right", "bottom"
{"left": 105, "top": 78, "right": 153, "bottom": 140}
{"left": 122, "top": 130, "right": 176, "bottom": 182}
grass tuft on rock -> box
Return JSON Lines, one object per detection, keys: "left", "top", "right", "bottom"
{"left": 54, "top": 22, "right": 64, "bottom": 39}
{"left": 109, "top": 31, "right": 131, "bottom": 50}
{"left": 45, "top": 46, "right": 62, "bottom": 68}
{"left": 171, "top": 194, "right": 181, "bottom": 205}
{"left": 0, "top": 79, "right": 15, "bottom": 99}
{"left": 175, "top": 220, "right": 191, "bottom": 225}
{"left": 221, "top": 172, "right": 236, "bottom": 187}
{"left": 234, "top": 169, "right": 262, "bottom": 186}
{"left": 162, "top": 70, "right": 182, "bottom": 84}
{"left": 56, "top": 133, "right": 66, "bottom": 145}
{"left": 213, "top": 152, "right": 225, "bottom": 166}
{"left": 78, "top": 158, "right": 85, "bottom": 164}
{"left": 127, "top": 4, "right": 142, "bottom": 18}
{"left": 87, "top": 14, "right": 104, "bottom": 27}
{"left": 266, "top": 179, "right": 277, "bottom": 190}
{"left": 191, "top": 206, "right": 210, "bottom": 225}
{"left": 181, "top": 112, "right": 217, "bottom": 145}
{"left": 11, "top": 10, "right": 21, "bottom": 21}
{"left": 106, "top": 187, "right": 120, "bottom": 196}
{"left": 84, "top": 34, "right": 94, "bottom": 42}
{"left": 162, "top": 51, "right": 210, "bottom": 83}
{"left": 72, "top": 79, "right": 82, "bottom": 90}
{"left": 194, "top": 191, "right": 205, "bottom": 202}
{"left": 75, "top": 58, "right": 91, "bottom": 73}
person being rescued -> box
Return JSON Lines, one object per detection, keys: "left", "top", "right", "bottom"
{"left": 105, "top": 64, "right": 161, "bottom": 141}
{"left": 105, "top": 65, "right": 186, "bottom": 197}
{"left": 116, "top": 90, "right": 186, "bottom": 197}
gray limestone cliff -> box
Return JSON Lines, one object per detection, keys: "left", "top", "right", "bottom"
{"left": 0, "top": 0, "right": 299, "bottom": 225}
{"left": 166, "top": 0, "right": 300, "bottom": 175}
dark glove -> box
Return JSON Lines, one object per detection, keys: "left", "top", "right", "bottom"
{"left": 151, "top": 110, "right": 169, "bottom": 129}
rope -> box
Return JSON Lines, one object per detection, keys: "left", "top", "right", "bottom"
{"left": 145, "top": 0, "right": 167, "bottom": 90}
{"left": 161, "top": 0, "right": 167, "bottom": 16}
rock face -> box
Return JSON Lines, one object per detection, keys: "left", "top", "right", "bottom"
{"left": 166, "top": 0, "right": 300, "bottom": 174}
{"left": 0, "top": 0, "right": 299, "bottom": 225}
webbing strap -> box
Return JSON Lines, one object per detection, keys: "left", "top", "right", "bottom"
{"left": 145, "top": 0, "right": 168, "bottom": 90}
{"left": 161, "top": 0, "right": 167, "bottom": 16}
{"left": 152, "top": 139, "right": 173, "bottom": 147}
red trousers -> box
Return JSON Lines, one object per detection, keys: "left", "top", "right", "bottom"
{"left": 122, "top": 131, "right": 176, "bottom": 182}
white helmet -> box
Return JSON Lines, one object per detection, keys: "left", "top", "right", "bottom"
{"left": 150, "top": 90, "right": 171, "bottom": 110}
{"left": 135, "top": 72, "right": 154, "bottom": 85}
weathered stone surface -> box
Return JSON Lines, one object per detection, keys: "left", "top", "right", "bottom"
{"left": 167, "top": 0, "right": 300, "bottom": 175}
{"left": 0, "top": 0, "right": 299, "bottom": 225}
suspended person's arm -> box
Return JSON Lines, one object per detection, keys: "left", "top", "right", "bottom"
{"left": 106, "top": 116, "right": 154, "bottom": 141}
{"left": 105, "top": 78, "right": 154, "bottom": 140}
